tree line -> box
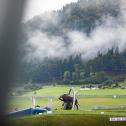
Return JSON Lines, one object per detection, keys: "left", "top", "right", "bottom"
{"left": 19, "top": 47, "right": 126, "bottom": 85}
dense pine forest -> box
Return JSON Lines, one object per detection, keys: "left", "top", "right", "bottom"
{"left": 19, "top": 47, "right": 126, "bottom": 85}
{"left": 18, "top": 0, "right": 126, "bottom": 86}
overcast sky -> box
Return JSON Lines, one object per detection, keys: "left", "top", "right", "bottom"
{"left": 23, "top": 0, "right": 78, "bottom": 22}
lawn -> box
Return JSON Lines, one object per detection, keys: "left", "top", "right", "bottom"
{"left": 7, "top": 86, "right": 126, "bottom": 126}
{"left": 22, "top": 86, "right": 126, "bottom": 97}
{"left": 8, "top": 97, "right": 126, "bottom": 112}
{"left": 7, "top": 86, "right": 126, "bottom": 112}
{"left": 8, "top": 110, "right": 126, "bottom": 126}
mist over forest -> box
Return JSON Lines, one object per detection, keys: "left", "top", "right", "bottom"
{"left": 18, "top": 0, "right": 126, "bottom": 86}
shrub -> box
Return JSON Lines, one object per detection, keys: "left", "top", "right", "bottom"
{"left": 102, "top": 80, "right": 114, "bottom": 86}
{"left": 24, "top": 84, "right": 42, "bottom": 91}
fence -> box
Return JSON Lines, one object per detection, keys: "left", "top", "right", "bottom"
{"left": 8, "top": 95, "right": 126, "bottom": 112}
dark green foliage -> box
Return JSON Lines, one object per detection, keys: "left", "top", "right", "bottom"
{"left": 102, "top": 80, "right": 114, "bottom": 86}
{"left": 16, "top": 90, "right": 23, "bottom": 96}
{"left": 19, "top": 1, "right": 126, "bottom": 86}
{"left": 58, "top": 0, "right": 120, "bottom": 34}
{"left": 20, "top": 48, "right": 126, "bottom": 86}
{"left": 24, "top": 84, "right": 42, "bottom": 91}
{"left": 91, "top": 71, "right": 108, "bottom": 84}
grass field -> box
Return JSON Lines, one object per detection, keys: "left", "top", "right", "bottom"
{"left": 8, "top": 86, "right": 126, "bottom": 111}
{"left": 8, "top": 110, "right": 126, "bottom": 126}
{"left": 8, "top": 86, "right": 126, "bottom": 126}
{"left": 8, "top": 97, "right": 126, "bottom": 112}
{"left": 22, "top": 86, "right": 126, "bottom": 96}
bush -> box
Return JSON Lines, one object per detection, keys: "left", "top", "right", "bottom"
{"left": 16, "top": 90, "right": 23, "bottom": 96}
{"left": 53, "top": 83, "right": 57, "bottom": 87}
{"left": 91, "top": 71, "right": 108, "bottom": 84}
{"left": 110, "top": 84, "right": 117, "bottom": 89}
{"left": 103, "top": 85, "right": 109, "bottom": 89}
{"left": 102, "top": 80, "right": 114, "bottom": 86}
{"left": 120, "top": 86, "right": 126, "bottom": 89}
{"left": 24, "top": 84, "right": 42, "bottom": 91}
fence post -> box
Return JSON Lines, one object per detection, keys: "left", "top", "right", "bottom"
{"left": 47, "top": 97, "right": 53, "bottom": 109}
{"left": 31, "top": 96, "right": 36, "bottom": 108}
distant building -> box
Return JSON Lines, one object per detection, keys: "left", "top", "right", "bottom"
{"left": 80, "top": 87, "right": 99, "bottom": 91}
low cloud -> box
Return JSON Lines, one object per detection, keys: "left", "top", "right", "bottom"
{"left": 23, "top": 0, "right": 126, "bottom": 62}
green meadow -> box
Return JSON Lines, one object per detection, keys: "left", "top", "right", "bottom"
{"left": 22, "top": 86, "right": 126, "bottom": 97}
{"left": 8, "top": 110, "right": 126, "bottom": 126}
{"left": 8, "top": 86, "right": 126, "bottom": 111}
{"left": 8, "top": 86, "right": 126, "bottom": 126}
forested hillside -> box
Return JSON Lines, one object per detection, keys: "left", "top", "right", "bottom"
{"left": 18, "top": 0, "right": 126, "bottom": 86}
{"left": 19, "top": 48, "right": 126, "bottom": 85}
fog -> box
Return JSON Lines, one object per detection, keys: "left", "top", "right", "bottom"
{"left": 23, "top": 0, "right": 126, "bottom": 62}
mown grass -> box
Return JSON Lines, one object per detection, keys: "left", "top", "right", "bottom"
{"left": 8, "top": 112, "right": 126, "bottom": 126}
{"left": 53, "top": 110, "right": 126, "bottom": 116}
{"left": 22, "top": 86, "right": 126, "bottom": 97}
{"left": 8, "top": 97, "right": 126, "bottom": 112}
{"left": 8, "top": 86, "right": 126, "bottom": 126}
{"left": 8, "top": 86, "right": 126, "bottom": 112}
